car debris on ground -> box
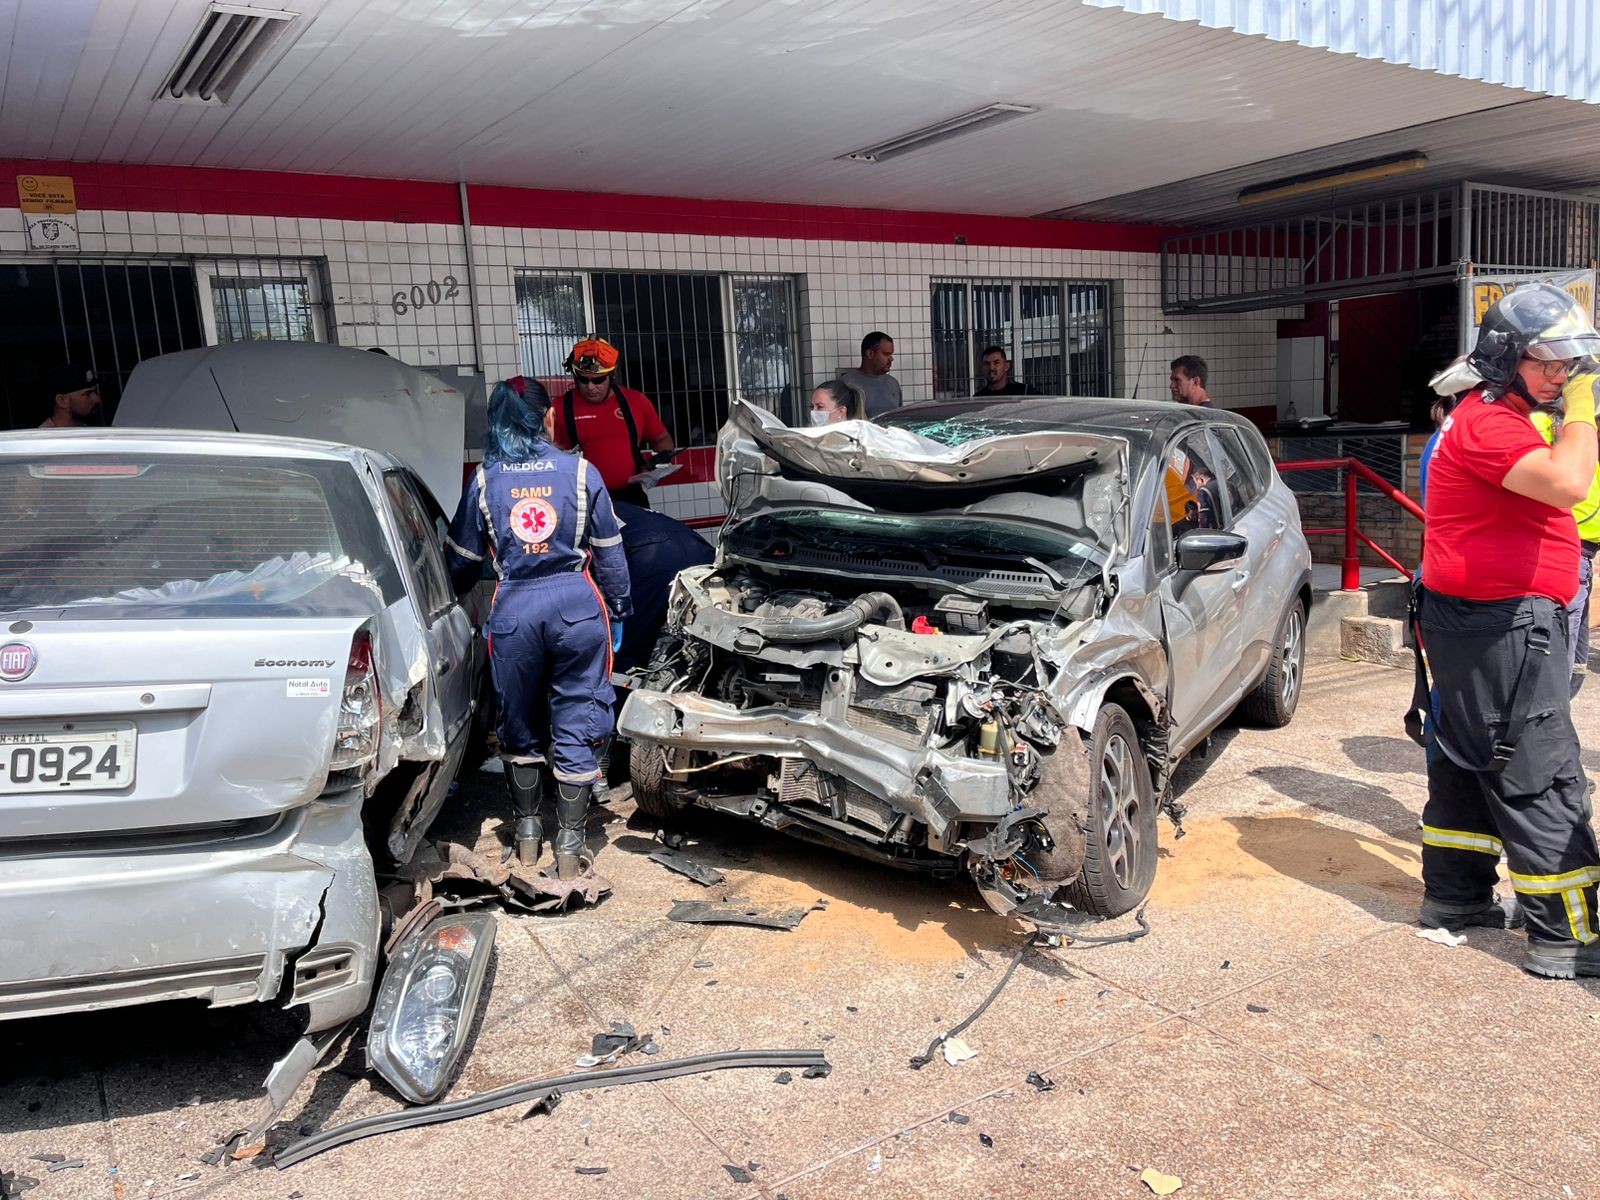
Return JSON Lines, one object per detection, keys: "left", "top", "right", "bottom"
{"left": 666, "top": 897, "right": 811, "bottom": 929}
{"left": 647, "top": 848, "right": 726, "bottom": 887}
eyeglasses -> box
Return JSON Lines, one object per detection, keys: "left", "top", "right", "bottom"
{"left": 1536, "top": 359, "right": 1582, "bottom": 379}
{"left": 573, "top": 373, "right": 609, "bottom": 387}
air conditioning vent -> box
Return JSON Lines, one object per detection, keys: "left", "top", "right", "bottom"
{"left": 158, "top": 3, "right": 299, "bottom": 105}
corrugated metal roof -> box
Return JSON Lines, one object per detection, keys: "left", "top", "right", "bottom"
{"left": 1088, "top": 0, "right": 1600, "bottom": 105}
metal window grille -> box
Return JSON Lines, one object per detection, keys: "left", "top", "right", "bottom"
{"left": 514, "top": 268, "right": 801, "bottom": 446}
{"left": 1464, "top": 183, "right": 1600, "bottom": 273}
{"left": 1274, "top": 434, "right": 1407, "bottom": 496}
{"left": 0, "top": 253, "right": 331, "bottom": 428}
{"left": 931, "top": 277, "right": 1113, "bottom": 399}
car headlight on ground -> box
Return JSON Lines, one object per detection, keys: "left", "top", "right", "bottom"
{"left": 367, "top": 912, "right": 497, "bottom": 1104}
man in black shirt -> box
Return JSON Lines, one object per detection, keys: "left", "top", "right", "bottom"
{"left": 973, "top": 345, "right": 1036, "bottom": 396}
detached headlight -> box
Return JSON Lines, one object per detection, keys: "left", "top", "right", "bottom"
{"left": 367, "top": 912, "right": 496, "bottom": 1104}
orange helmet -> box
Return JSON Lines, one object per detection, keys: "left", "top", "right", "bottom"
{"left": 564, "top": 337, "right": 620, "bottom": 377}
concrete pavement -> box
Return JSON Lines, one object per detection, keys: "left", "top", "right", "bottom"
{"left": 3, "top": 657, "right": 1598, "bottom": 1200}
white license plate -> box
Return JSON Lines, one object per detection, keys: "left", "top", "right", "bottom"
{"left": 0, "top": 722, "right": 136, "bottom": 793}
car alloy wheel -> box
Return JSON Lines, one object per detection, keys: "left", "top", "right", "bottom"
{"left": 1280, "top": 604, "right": 1304, "bottom": 708}
{"left": 1099, "top": 730, "right": 1142, "bottom": 890}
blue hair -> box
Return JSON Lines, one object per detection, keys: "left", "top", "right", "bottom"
{"left": 484, "top": 377, "right": 552, "bottom": 462}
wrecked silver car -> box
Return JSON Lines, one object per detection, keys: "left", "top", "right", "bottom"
{"left": 0, "top": 429, "right": 478, "bottom": 1031}
{"left": 619, "top": 397, "right": 1311, "bottom": 926}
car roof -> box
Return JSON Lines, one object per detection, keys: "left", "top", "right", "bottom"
{"left": 0, "top": 426, "right": 399, "bottom": 468}
{"left": 878, "top": 395, "right": 1259, "bottom": 446}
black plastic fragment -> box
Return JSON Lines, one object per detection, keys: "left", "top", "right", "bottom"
{"left": 1025, "top": 1071, "right": 1056, "bottom": 1092}
{"left": 947, "top": 1112, "right": 970, "bottom": 1125}
{"left": 1246, "top": 1004, "right": 1269, "bottom": 1014}
{"left": 666, "top": 899, "right": 809, "bottom": 930}
{"left": 592, "top": 1022, "right": 641, "bottom": 1058}
{"left": 575, "top": 1166, "right": 609, "bottom": 1175}
{"left": 723, "top": 1164, "right": 754, "bottom": 1184}
{"left": 802, "top": 1063, "right": 831, "bottom": 1079}
{"left": 648, "top": 849, "right": 726, "bottom": 888}
{"left": 1221, "top": 960, "right": 1231, "bottom": 969}
{"left": 1, "top": 1173, "right": 40, "bottom": 1197}
{"left": 978, "top": 1133, "right": 994, "bottom": 1148}
{"left": 774, "top": 1071, "right": 793, "bottom": 1085}
{"left": 521, "top": 1091, "right": 563, "bottom": 1121}
{"left": 26, "top": 1158, "right": 62, "bottom": 1166}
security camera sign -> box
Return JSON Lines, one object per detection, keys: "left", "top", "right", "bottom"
{"left": 16, "top": 175, "right": 79, "bottom": 251}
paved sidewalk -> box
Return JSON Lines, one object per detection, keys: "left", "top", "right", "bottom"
{"left": 4, "top": 658, "right": 1598, "bottom": 1200}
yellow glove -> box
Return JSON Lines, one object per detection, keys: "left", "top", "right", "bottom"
{"left": 1561, "top": 372, "right": 1600, "bottom": 428}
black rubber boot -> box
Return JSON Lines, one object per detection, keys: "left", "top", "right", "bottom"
{"left": 505, "top": 762, "right": 547, "bottom": 867}
{"left": 1418, "top": 892, "right": 1524, "bottom": 931}
{"left": 554, "top": 780, "right": 593, "bottom": 881}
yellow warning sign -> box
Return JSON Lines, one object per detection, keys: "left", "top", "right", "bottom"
{"left": 16, "top": 175, "right": 77, "bottom": 215}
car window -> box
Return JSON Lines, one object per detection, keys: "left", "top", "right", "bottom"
{"left": 1146, "top": 475, "right": 1174, "bottom": 574}
{"left": 1165, "top": 433, "right": 1223, "bottom": 536}
{"left": 1210, "top": 427, "right": 1266, "bottom": 517}
{"left": 383, "top": 471, "right": 455, "bottom": 619}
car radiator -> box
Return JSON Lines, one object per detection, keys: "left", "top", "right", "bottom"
{"left": 778, "top": 759, "right": 897, "bottom": 834}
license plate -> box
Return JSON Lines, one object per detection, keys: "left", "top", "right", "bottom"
{"left": 0, "top": 722, "right": 136, "bottom": 793}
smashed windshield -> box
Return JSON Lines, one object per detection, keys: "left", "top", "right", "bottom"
{"left": 726, "top": 508, "right": 1105, "bottom": 587}
{"left": 0, "top": 454, "right": 403, "bottom": 617}
{"left": 879, "top": 413, "right": 1047, "bottom": 446}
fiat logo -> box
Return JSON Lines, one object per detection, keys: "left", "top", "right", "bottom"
{"left": 0, "top": 642, "right": 37, "bottom": 682}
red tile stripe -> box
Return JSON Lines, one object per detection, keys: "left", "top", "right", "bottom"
{"left": 4, "top": 159, "right": 1177, "bottom": 252}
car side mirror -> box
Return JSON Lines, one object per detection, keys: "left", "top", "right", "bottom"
{"left": 1176, "top": 530, "right": 1247, "bottom": 573}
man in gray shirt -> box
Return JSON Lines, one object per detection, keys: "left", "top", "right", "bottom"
{"left": 839, "top": 331, "right": 902, "bottom": 417}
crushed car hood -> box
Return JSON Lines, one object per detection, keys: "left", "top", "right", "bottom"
{"left": 720, "top": 399, "right": 1122, "bottom": 490}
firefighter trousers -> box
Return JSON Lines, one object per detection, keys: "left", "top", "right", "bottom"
{"left": 1420, "top": 591, "right": 1600, "bottom": 948}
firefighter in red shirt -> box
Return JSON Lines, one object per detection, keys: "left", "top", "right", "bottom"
{"left": 552, "top": 338, "right": 676, "bottom": 508}
{"left": 1417, "top": 283, "right": 1600, "bottom": 978}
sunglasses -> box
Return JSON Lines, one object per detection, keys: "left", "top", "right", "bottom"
{"left": 573, "top": 373, "right": 609, "bottom": 387}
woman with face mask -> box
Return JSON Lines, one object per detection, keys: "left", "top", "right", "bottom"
{"left": 808, "top": 380, "right": 860, "bottom": 426}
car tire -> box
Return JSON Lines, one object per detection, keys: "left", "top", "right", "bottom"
{"left": 1063, "top": 704, "right": 1157, "bottom": 917}
{"left": 1239, "top": 596, "right": 1306, "bottom": 728}
{"left": 628, "top": 739, "right": 689, "bottom": 824}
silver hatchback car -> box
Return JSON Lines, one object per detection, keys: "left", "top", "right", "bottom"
{"left": 0, "top": 430, "right": 477, "bottom": 1032}
{"left": 619, "top": 397, "right": 1312, "bottom": 930}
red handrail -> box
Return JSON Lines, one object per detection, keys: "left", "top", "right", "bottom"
{"left": 1276, "top": 457, "right": 1425, "bottom": 591}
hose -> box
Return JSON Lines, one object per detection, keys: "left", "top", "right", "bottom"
{"left": 754, "top": 590, "right": 905, "bottom": 642}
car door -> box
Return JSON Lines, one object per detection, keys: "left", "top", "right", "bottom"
{"left": 1155, "top": 429, "right": 1246, "bottom": 749}
{"left": 383, "top": 469, "right": 475, "bottom": 745}
{"left": 1208, "top": 425, "right": 1289, "bottom": 690}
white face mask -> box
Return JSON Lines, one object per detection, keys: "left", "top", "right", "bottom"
{"left": 809, "top": 409, "right": 831, "bottom": 426}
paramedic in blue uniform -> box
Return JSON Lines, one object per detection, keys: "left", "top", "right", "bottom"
{"left": 445, "top": 376, "right": 631, "bottom": 878}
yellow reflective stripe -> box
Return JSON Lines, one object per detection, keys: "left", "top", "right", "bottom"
{"left": 1508, "top": 865, "right": 1600, "bottom": 893}
{"left": 1421, "top": 826, "right": 1504, "bottom": 856}
{"left": 1563, "top": 888, "right": 1599, "bottom": 945}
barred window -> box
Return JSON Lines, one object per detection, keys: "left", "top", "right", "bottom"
{"left": 515, "top": 269, "right": 801, "bottom": 447}
{"left": 932, "top": 278, "right": 1114, "bottom": 399}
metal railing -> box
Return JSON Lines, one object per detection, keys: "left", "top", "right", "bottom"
{"left": 1278, "top": 457, "right": 1425, "bottom": 590}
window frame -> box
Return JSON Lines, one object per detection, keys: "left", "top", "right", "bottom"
{"left": 1208, "top": 426, "right": 1268, "bottom": 521}
{"left": 195, "top": 258, "right": 330, "bottom": 345}
{"left": 931, "top": 276, "right": 1115, "bottom": 400}
{"left": 381, "top": 468, "right": 457, "bottom": 622}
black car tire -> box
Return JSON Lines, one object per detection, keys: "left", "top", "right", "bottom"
{"left": 628, "top": 739, "right": 688, "bottom": 823}
{"left": 1063, "top": 704, "right": 1157, "bottom": 917}
{"left": 1239, "top": 596, "right": 1307, "bottom": 728}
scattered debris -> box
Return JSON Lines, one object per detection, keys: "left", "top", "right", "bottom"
{"left": 271, "top": 1048, "right": 831, "bottom": 1168}
{"left": 1416, "top": 927, "right": 1467, "bottom": 948}
{"left": 26, "top": 1158, "right": 63, "bottom": 1166}
{"left": 946, "top": 1112, "right": 970, "bottom": 1126}
{"left": 774, "top": 1072, "right": 793, "bottom": 1085}
{"left": 575, "top": 1166, "right": 610, "bottom": 1176}
{"left": 1246, "top": 1004, "right": 1269, "bottom": 1015}
{"left": 1140, "top": 1167, "right": 1184, "bottom": 1195}
{"left": 941, "top": 1037, "right": 978, "bottom": 1066}
{"left": 176, "top": 1172, "right": 201, "bottom": 1183}
{"left": 978, "top": 1133, "right": 994, "bottom": 1148}
{"left": 392, "top": 841, "right": 612, "bottom": 916}
{"left": 812, "top": 899, "right": 829, "bottom": 910}
{"left": 648, "top": 849, "right": 726, "bottom": 887}
{"left": 866, "top": 1152, "right": 882, "bottom": 1173}
{"left": 1, "top": 1173, "right": 40, "bottom": 1197}
{"left": 666, "top": 898, "right": 810, "bottom": 930}
{"left": 521, "top": 1092, "right": 563, "bottom": 1121}
{"left": 693, "top": 960, "right": 714, "bottom": 969}
{"left": 1220, "top": 960, "right": 1231, "bottom": 970}
{"left": 910, "top": 937, "right": 1035, "bottom": 1069}
{"left": 1025, "top": 1071, "right": 1056, "bottom": 1092}
{"left": 723, "top": 1164, "right": 754, "bottom": 1184}
{"left": 662, "top": 831, "right": 687, "bottom": 849}
{"left": 591, "top": 1022, "right": 642, "bottom": 1059}
{"left": 45, "top": 1161, "right": 84, "bottom": 1174}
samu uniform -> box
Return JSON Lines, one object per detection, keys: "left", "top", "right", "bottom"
{"left": 446, "top": 451, "right": 631, "bottom": 786}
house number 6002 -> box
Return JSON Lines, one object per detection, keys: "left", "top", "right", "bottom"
{"left": 392, "top": 275, "right": 461, "bottom": 316}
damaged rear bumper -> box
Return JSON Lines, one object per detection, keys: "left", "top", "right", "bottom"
{"left": 619, "top": 690, "right": 1012, "bottom": 836}
{"left": 0, "top": 787, "right": 380, "bottom": 1030}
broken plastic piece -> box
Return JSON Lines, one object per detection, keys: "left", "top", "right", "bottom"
{"left": 648, "top": 849, "right": 726, "bottom": 887}
{"left": 1025, "top": 1071, "right": 1056, "bottom": 1092}
{"left": 44, "top": 1161, "right": 84, "bottom": 1174}
{"left": 774, "top": 1072, "right": 793, "bottom": 1084}
{"left": 802, "top": 1063, "right": 832, "bottom": 1079}
{"left": 978, "top": 1133, "right": 994, "bottom": 1148}
{"left": 947, "top": 1112, "right": 970, "bottom": 1125}
{"left": 575, "top": 1167, "right": 609, "bottom": 1176}
{"left": 1246, "top": 1004, "right": 1269, "bottom": 1015}
{"left": 666, "top": 898, "right": 810, "bottom": 930}
{"left": 1140, "top": 1167, "right": 1184, "bottom": 1195}
{"left": 591, "top": 1022, "right": 641, "bottom": 1059}
{"left": 25, "top": 1158, "right": 62, "bottom": 1167}
{"left": 0, "top": 1173, "right": 40, "bottom": 1197}
{"left": 723, "top": 1165, "right": 754, "bottom": 1184}
{"left": 520, "top": 1091, "right": 562, "bottom": 1121}
{"left": 910, "top": 938, "right": 1033, "bottom": 1069}
{"left": 941, "top": 1037, "right": 977, "bottom": 1065}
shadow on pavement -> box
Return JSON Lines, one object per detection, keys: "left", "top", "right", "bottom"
{"left": 1226, "top": 814, "right": 1421, "bottom": 923}
{"left": 1249, "top": 763, "right": 1421, "bottom": 837}
{"left": 1340, "top": 734, "right": 1426, "bottom": 777}
{"left": 1169, "top": 726, "right": 1244, "bottom": 799}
